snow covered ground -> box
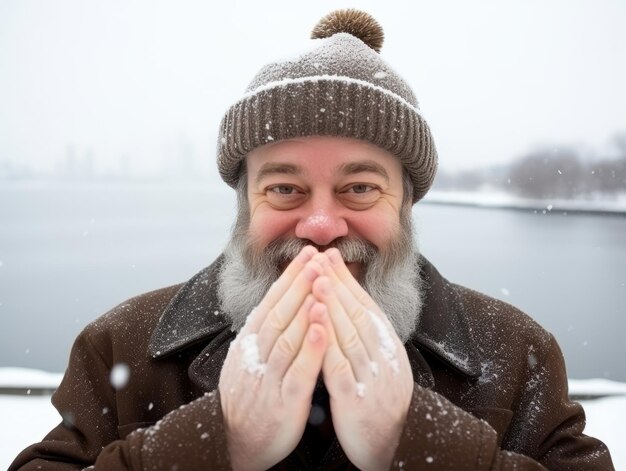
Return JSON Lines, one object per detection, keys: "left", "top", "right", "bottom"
{"left": 425, "top": 189, "right": 626, "bottom": 214}
{"left": 0, "top": 368, "right": 624, "bottom": 468}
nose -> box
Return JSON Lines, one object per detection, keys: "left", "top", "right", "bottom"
{"left": 294, "top": 207, "right": 349, "bottom": 247}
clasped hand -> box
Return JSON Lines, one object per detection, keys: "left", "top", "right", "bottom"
{"left": 218, "top": 246, "right": 414, "bottom": 471}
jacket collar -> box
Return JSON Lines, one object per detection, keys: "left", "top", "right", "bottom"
{"left": 149, "top": 254, "right": 482, "bottom": 390}
{"left": 411, "top": 259, "right": 483, "bottom": 377}
{"left": 148, "top": 256, "right": 230, "bottom": 359}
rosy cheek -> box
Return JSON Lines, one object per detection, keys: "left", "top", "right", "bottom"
{"left": 249, "top": 209, "right": 297, "bottom": 245}
{"left": 346, "top": 212, "right": 398, "bottom": 249}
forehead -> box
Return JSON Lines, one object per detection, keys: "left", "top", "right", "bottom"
{"left": 246, "top": 136, "right": 403, "bottom": 179}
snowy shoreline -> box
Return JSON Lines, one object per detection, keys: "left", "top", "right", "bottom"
{"left": 424, "top": 190, "right": 626, "bottom": 216}
{"left": 0, "top": 367, "right": 624, "bottom": 469}
{"left": 2, "top": 366, "right": 625, "bottom": 399}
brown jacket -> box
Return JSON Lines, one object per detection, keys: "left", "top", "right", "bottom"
{"left": 10, "top": 256, "right": 614, "bottom": 470}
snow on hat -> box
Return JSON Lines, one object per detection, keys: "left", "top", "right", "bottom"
{"left": 216, "top": 9, "right": 438, "bottom": 203}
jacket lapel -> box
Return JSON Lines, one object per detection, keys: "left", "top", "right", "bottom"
{"left": 187, "top": 328, "right": 236, "bottom": 391}
{"left": 148, "top": 256, "right": 229, "bottom": 358}
{"left": 411, "top": 259, "right": 483, "bottom": 379}
{"left": 148, "top": 256, "right": 233, "bottom": 391}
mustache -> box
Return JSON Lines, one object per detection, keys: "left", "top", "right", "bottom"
{"left": 262, "top": 237, "right": 378, "bottom": 267}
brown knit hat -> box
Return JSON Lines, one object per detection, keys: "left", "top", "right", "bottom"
{"left": 217, "top": 9, "right": 437, "bottom": 203}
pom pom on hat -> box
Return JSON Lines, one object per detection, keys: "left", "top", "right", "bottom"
{"left": 311, "top": 9, "right": 385, "bottom": 53}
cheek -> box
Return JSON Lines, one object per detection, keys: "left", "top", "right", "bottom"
{"left": 347, "top": 210, "right": 401, "bottom": 249}
{"left": 248, "top": 202, "right": 402, "bottom": 249}
{"left": 248, "top": 207, "right": 298, "bottom": 245}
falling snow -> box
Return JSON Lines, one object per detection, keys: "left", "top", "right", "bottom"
{"left": 109, "top": 363, "right": 130, "bottom": 390}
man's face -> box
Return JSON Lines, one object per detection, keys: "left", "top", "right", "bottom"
{"left": 245, "top": 136, "right": 405, "bottom": 279}
{"left": 219, "top": 135, "right": 422, "bottom": 340}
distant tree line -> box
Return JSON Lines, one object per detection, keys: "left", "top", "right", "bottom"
{"left": 434, "top": 132, "right": 626, "bottom": 199}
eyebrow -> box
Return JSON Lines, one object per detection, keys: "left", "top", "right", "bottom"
{"left": 255, "top": 162, "right": 302, "bottom": 184}
{"left": 338, "top": 160, "right": 390, "bottom": 184}
{"left": 254, "top": 159, "right": 391, "bottom": 185}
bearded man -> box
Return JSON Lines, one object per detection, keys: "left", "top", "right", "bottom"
{"left": 11, "top": 9, "right": 614, "bottom": 471}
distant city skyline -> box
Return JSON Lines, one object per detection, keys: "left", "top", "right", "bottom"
{"left": 0, "top": 136, "right": 205, "bottom": 180}
{"left": 2, "top": 1, "right": 625, "bottom": 186}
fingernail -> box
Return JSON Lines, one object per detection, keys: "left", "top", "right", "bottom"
{"left": 313, "top": 253, "right": 331, "bottom": 269}
{"left": 326, "top": 248, "right": 341, "bottom": 264}
{"left": 304, "top": 261, "right": 322, "bottom": 281}
{"left": 299, "top": 246, "right": 316, "bottom": 263}
{"left": 308, "top": 328, "right": 321, "bottom": 343}
{"left": 310, "top": 302, "right": 327, "bottom": 323}
{"left": 316, "top": 303, "right": 328, "bottom": 321}
{"left": 316, "top": 277, "right": 330, "bottom": 295}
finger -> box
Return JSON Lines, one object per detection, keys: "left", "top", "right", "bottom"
{"left": 281, "top": 319, "right": 328, "bottom": 402}
{"left": 325, "top": 248, "right": 400, "bottom": 339}
{"left": 322, "top": 250, "right": 403, "bottom": 376}
{"left": 241, "top": 245, "right": 317, "bottom": 335}
{"left": 314, "top": 302, "right": 360, "bottom": 398}
{"left": 325, "top": 248, "right": 378, "bottom": 311}
{"left": 312, "top": 276, "right": 373, "bottom": 382}
{"left": 263, "top": 294, "right": 315, "bottom": 384}
{"left": 317, "top": 259, "right": 385, "bottom": 362}
{"left": 256, "top": 259, "right": 323, "bottom": 360}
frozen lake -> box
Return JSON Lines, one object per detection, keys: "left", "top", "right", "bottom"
{"left": 1, "top": 181, "right": 625, "bottom": 380}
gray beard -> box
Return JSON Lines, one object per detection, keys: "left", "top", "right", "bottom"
{"left": 217, "top": 213, "right": 423, "bottom": 343}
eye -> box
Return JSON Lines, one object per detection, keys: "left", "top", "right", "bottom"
{"left": 269, "top": 185, "right": 297, "bottom": 195}
{"left": 265, "top": 184, "right": 306, "bottom": 209}
{"left": 347, "top": 184, "right": 375, "bottom": 194}
{"left": 339, "top": 183, "right": 381, "bottom": 209}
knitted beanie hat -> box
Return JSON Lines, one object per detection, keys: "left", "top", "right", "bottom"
{"left": 217, "top": 9, "right": 437, "bottom": 203}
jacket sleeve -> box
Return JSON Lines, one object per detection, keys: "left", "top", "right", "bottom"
{"left": 91, "top": 391, "right": 232, "bottom": 470}
{"left": 8, "top": 326, "right": 233, "bottom": 470}
{"left": 390, "top": 335, "right": 615, "bottom": 470}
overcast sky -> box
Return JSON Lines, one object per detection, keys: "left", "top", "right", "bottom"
{"left": 1, "top": 0, "right": 625, "bottom": 182}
